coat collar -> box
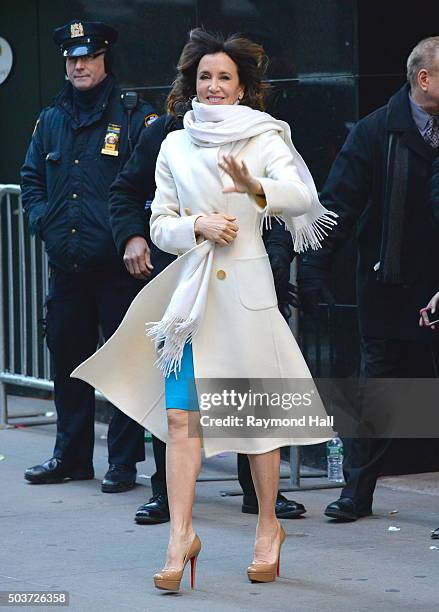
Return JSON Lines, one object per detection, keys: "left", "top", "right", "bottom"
{"left": 387, "top": 83, "right": 436, "bottom": 162}
{"left": 54, "top": 75, "right": 117, "bottom": 129}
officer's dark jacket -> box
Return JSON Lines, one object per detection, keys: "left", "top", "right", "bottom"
{"left": 20, "top": 75, "right": 155, "bottom": 272}
{"left": 299, "top": 84, "right": 439, "bottom": 341}
{"left": 109, "top": 114, "right": 296, "bottom": 301}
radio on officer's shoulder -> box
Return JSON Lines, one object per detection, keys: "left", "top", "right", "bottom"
{"left": 121, "top": 91, "right": 139, "bottom": 154}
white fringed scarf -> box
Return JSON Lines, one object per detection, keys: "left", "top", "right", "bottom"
{"left": 147, "top": 240, "right": 214, "bottom": 377}
{"left": 147, "top": 101, "right": 337, "bottom": 376}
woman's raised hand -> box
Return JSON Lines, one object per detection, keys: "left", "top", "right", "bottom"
{"left": 194, "top": 213, "right": 239, "bottom": 246}
{"left": 219, "top": 155, "right": 264, "bottom": 196}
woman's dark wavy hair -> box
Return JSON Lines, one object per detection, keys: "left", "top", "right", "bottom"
{"left": 166, "top": 28, "right": 270, "bottom": 115}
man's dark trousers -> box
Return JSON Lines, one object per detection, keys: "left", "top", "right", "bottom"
{"left": 47, "top": 266, "right": 146, "bottom": 470}
{"left": 341, "top": 337, "right": 439, "bottom": 510}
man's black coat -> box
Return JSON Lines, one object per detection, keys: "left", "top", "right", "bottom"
{"left": 299, "top": 84, "right": 439, "bottom": 342}
{"left": 109, "top": 114, "right": 296, "bottom": 310}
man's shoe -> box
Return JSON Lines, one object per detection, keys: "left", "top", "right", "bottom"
{"left": 324, "top": 497, "right": 372, "bottom": 521}
{"left": 24, "top": 458, "right": 94, "bottom": 484}
{"left": 242, "top": 493, "right": 306, "bottom": 518}
{"left": 276, "top": 493, "right": 307, "bottom": 518}
{"left": 431, "top": 528, "right": 439, "bottom": 539}
{"left": 101, "top": 464, "right": 136, "bottom": 493}
{"left": 135, "top": 493, "right": 170, "bottom": 524}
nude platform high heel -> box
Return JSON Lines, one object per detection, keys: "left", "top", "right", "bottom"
{"left": 154, "top": 534, "right": 201, "bottom": 592}
{"left": 247, "top": 525, "right": 286, "bottom": 583}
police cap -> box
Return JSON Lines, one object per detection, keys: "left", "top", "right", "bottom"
{"left": 53, "top": 20, "right": 118, "bottom": 57}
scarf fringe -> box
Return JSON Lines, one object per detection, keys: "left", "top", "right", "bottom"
{"left": 290, "top": 211, "right": 338, "bottom": 253}
{"left": 259, "top": 213, "right": 283, "bottom": 234}
{"left": 146, "top": 316, "right": 198, "bottom": 378}
{"left": 259, "top": 209, "right": 337, "bottom": 253}
{"left": 260, "top": 210, "right": 338, "bottom": 253}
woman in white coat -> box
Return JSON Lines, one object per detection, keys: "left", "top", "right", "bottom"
{"left": 73, "top": 28, "right": 337, "bottom": 591}
{"left": 148, "top": 28, "right": 338, "bottom": 591}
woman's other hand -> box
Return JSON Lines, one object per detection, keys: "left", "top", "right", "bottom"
{"left": 419, "top": 291, "right": 439, "bottom": 329}
{"left": 219, "top": 155, "right": 264, "bottom": 196}
{"left": 194, "top": 213, "right": 239, "bottom": 246}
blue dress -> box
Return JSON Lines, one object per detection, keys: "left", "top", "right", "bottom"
{"left": 164, "top": 343, "right": 199, "bottom": 411}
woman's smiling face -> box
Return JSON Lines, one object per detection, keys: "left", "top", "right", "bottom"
{"left": 196, "top": 52, "right": 244, "bottom": 105}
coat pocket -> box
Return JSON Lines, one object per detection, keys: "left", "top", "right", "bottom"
{"left": 233, "top": 254, "right": 278, "bottom": 311}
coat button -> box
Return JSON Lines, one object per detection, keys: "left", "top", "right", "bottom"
{"left": 216, "top": 269, "right": 226, "bottom": 280}
{"left": 71, "top": 228, "right": 77, "bottom": 234}
{"left": 72, "top": 193, "right": 78, "bottom": 199}
{"left": 74, "top": 159, "right": 80, "bottom": 165}
{"left": 184, "top": 208, "right": 191, "bottom": 216}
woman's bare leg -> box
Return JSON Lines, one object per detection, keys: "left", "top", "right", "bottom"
{"left": 248, "top": 449, "right": 281, "bottom": 563}
{"left": 163, "top": 408, "right": 201, "bottom": 569}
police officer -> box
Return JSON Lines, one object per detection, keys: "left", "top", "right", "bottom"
{"left": 21, "top": 20, "right": 158, "bottom": 492}
{"left": 110, "top": 111, "right": 307, "bottom": 524}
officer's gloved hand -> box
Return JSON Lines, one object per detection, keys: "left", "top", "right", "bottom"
{"left": 298, "top": 277, "right": 334, "bottom": 315}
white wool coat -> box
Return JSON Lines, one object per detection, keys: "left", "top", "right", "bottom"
{"left": 72, "top": 128, "right": 333, "bottom": 456}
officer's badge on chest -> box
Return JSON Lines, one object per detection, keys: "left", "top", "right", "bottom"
{"left": 101, "top": 123, "right": 121, "bottom": 156}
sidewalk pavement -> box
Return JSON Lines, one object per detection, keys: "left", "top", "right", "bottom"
{"left": 1, "top": 397, "right": 438, "bottom": 612}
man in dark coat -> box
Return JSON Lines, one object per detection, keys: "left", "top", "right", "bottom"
{"left": 299, "top": 37, "right": 439, "bottom": 521}
{"left": 419, "top": 154, "right": 439, "bottom": 539}
{"left": 20, "top": 20, "right": 158, "bottom": 492}
{"left": 109, "top": 112, "right": 307, "bottom": 524}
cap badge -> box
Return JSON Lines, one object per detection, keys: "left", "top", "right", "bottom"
{"left": 70, "top": 23, "right": 84, "bottom": 38}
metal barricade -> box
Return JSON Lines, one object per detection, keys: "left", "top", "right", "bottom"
{"left": 0, "top": 184, "right": 55, "bottom": 427}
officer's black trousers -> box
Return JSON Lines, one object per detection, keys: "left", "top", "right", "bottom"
{"left": 151, "top": 435, "right": 260, "bottom": 500}
{"left": 341, "top": 336, "right": 439, "bottom": 509}
{"left": 46, "top": 266, "right": 146, "bottom": 470}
